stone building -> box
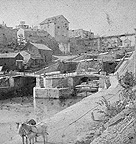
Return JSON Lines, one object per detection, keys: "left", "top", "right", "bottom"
{"left": 40, "top": 15, "right": 69, "bottom": 42}
{"left": 69, "top": 29, "right": 94, "bottom": 39}
{"left": 40, "top": 15, "right": 70, "bottom": 54}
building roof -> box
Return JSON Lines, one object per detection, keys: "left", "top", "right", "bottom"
{"left": 0, "top": 52, "right": 19, "bottom": 58}
{"left": 20, "top": 51, "right": 31, "bottom": 63}
{"left": 40, "top": 15, "right": 69, "bottom": 25}
{"left": 30, "top": 42, "right": 52, "bottom": 51}
{"left": 24, "top": 43, "right": 44, "bottom": 59}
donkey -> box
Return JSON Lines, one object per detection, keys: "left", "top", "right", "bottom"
{"left": 17, "top": 123, "right": 28, "bottom": 144}
{"left": 22, "top": 122, "right": 48, "bottom": 144}
{"left": 16, "top": 119, "right": 37, "bottom": 144}
{"left": 21, "top": 126, "right": 37, "bottom": 144}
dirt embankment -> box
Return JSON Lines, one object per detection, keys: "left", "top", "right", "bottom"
{"left": 7, "top": 79, "right": 120, "bottom": 143}
{"left": 2, "top": 53, "right": 134, "bottom": 144}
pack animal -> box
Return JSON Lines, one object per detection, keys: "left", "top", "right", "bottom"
{"left": 16, "top": 119, "right": 37, "bottom": 144}
{"left": 22, "top": 122, "right": 48, "bottom": 144}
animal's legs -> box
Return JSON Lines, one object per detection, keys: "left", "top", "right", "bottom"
{"left": 26, "top": 137, "right": 28, "bottom": 144}
{"left": 31, "top": 137, "right": 35, "bottom": 144}
{"left": 42, "top": 134, "right": 46, "bottom": 144}
{"left": 29, "top": 138, "right": 33, "bottom": 144}
{"left": 22, "top": 136, "right": 24, "bottom": 144}
{"left": 46, "top": 133, "right": 48, "bottom": 143}
{"left": 35, "top": 136, "right": 37, "bottom": 142}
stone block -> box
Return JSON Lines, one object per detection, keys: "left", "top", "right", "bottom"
{"left": 34, "top": 87, "right": 59, "bottom": 98}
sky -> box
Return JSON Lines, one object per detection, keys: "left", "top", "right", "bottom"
{"left": 0, "top": 0, "right": 136, "bottom": 36}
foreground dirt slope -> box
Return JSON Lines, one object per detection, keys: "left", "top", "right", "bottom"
{"left": 3, "top": 75, "right": 120, "bottom": 144}
{"left": 3, "top": 53, "right": 134, "bottom": 144}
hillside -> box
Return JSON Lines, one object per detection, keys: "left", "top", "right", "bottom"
{"left": 24, "top": 30, "right": 62, "bottom": 55}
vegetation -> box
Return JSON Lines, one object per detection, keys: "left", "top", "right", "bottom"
{"left": 92, "top": 71, "right": 136, "bottom": 124}
{"left": 84, "top": 71, "right": 136, "bottom": 144}
{"left": 119, "top": 71, "right": 136, "bottom": 101}
{"left": 91, "top": 96, "right": 126, "bottom": 124}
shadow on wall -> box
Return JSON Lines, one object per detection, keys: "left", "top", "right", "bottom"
{"left": 103, "top": 62, "right": 118, "bottom": 75}
{"left": 0, "top": 76, "right": 36, "bottom": 100}
{"left": 58, "top": 61, "right": 78, "bottom": 73}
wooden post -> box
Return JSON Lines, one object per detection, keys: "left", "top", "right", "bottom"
{"left": 33, "top": 87, "right": 37, "bottom": 122}
{"left": 43, "top": 76, "right": 46, "bottom": 88}
{"left": 9, "top": 77, "right": 14, "bottom": 87}
{"left": 36, "top": 76, "right": 40, "bottom": 87}
{"left": 44, "top": 78, "right": 52, "bottom": 88}
{"left": 99, "top": 71, "right": 106, "bottom": 91}
{"left": 97, "top": 37, "right": 101, "bottom": 51}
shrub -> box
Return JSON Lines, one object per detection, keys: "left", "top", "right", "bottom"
{"left": 93, "top": 96, "right": 126, "bottom": 122}
{"left": 118, "top": 71, "right": 136, "bottom": 117}
{"left": 118, "top": 71, "right": 136, "bottom": 89}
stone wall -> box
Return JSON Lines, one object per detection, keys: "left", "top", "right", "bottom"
{"left": 34, "top": 87, "right": 60, "bottom": 98}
